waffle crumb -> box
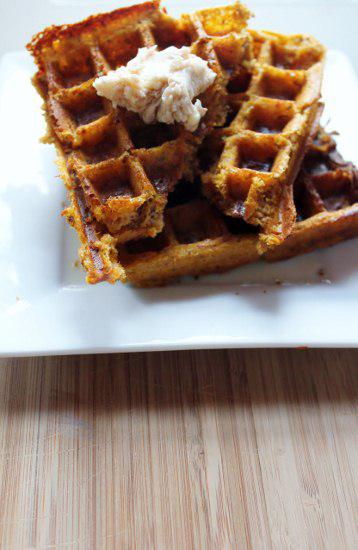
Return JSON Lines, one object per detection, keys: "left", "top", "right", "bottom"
{"left": 317, "top": 268, "right": 332, "bottom": 284}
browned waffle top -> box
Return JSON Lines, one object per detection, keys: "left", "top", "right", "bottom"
{"left": 28, "top": 1, "right": 252, "bottom": 240}
{"left": 28, "top": 1, "right": 357, "bottom": 286}
{"left": 63, "top": 123, "right": 358, "bottom": 286}
{"left": 201, "top": 29, "right": 325, "bottom": 251}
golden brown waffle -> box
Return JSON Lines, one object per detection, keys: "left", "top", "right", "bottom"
{"left": 180, "top": 2, "right": 252, "bottom": 133}
{"left": 202, "top": 29, "right": 325, "bottom": 251}
{"left": 66, "top": 189, "right": 259, "bottom": 285}
{"left": 27, "top": 1, "right": 251, "bottom": 240}
{"left": 266, "top": 127, "right": 358, "bottom": 261}
{"left": 63, "top": 125, "right": 358, "bottom": 286}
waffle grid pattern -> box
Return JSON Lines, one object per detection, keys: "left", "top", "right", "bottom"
{"left": 27, "top": 1, "right": 358, "bottom": 286}
{"left": 202, "top": 29, "right": 325, "bottom": 250}
{"left": 63, "top": 126, "right": 358, "bottom": 286}
{"left": 29, "top": 1, "right": 251, "bottom": 240}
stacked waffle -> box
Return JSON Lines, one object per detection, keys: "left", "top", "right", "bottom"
{"left": 28, "top": 1, "right": 358, "bottom": 286}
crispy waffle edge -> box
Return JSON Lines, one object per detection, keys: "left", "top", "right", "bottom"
{"left": 26, "top": 1, "right": 161, "bottom": 73}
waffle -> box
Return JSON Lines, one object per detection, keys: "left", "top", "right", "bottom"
{"left": 27, "top": 1, "right": 252, "bottom": 240}
{"left": 202, "top": 29, "right": 325, "bottom": 251}
{"left": 180, "top": 3, "right": 252, "bottom": 134}
{"left": 265, "top": 127, "right": 358, "bottom": 262}
{"left": 64, "top": 124, "right": 358, "bottom": 286}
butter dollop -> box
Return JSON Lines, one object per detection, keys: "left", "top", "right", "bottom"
{"left": 93, "top": 45, "right": 216, "bottom": 132}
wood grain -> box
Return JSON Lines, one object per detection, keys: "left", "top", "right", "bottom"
{"left": 0, "top": 350, "right": 356, "bottom": 549}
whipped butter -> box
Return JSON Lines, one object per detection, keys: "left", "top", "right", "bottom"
{"left": 93, "top": 46, "right": 216, "bottom": 132}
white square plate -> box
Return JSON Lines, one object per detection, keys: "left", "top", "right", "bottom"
{"left": 1, "top": 1, "right": 358, "bottom": 356}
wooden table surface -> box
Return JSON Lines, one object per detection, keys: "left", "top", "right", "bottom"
{"left": 0, "top": 350, "right": 356, "bottom": 549}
